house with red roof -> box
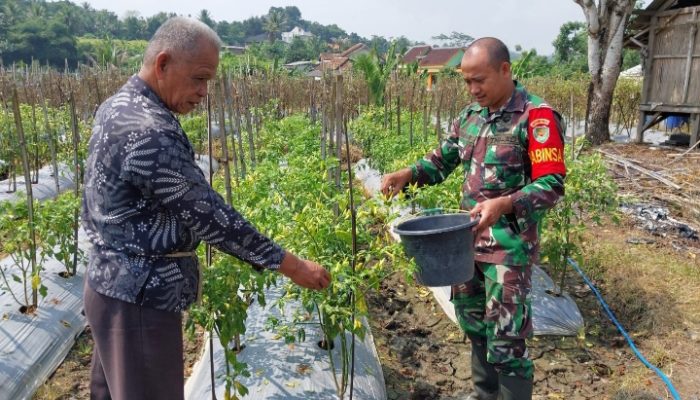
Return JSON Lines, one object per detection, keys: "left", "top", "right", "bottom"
{"left": 402, "top": 46, "right": 465, "bottom": 89}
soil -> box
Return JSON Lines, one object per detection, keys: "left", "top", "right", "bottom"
{"left": 32, "top": 317, "right": 205, "bottom": 400}
{"left": 365, "top": 142, "right": 700, "bottom": 400}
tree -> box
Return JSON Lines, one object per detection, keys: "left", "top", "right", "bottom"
{"left": 393, "top": 35, "right": 413, "bottom": 54}
{"left": 264, "top": 9, "right": 285, "bottom": 43}
{"left": 574, "top": 0, "right": 636, "bottom": 145}
{"left": 551, "top": 21, "right": 589, "bottom": 77}
{"left": 553, "top": 21, "right": 587, "bottom": 63}
{"left": 432, "top": 31, "right": 474, "bottom": 48}
{"left": 353, "top": 41, "right": 401, "bottom": 106}
{"left": 146, "top": 12, "right": 171, "bottom": 37}
{"left": 6, "top": 17, "right": 79, "bottom": 67}
{"left": 122, "top": 10, "right": 146, "bottom": 40}
{"left": 368, "top": 35, "right": 390, "bottom": 54}
{"left": 286, "top": 36, "right": 312, "bottom": 62}
{"left": 511, "top": 48, "right": 551, "bottom": 80}
{"left": 283, "top": 6, "right": 302, "bottom": 29}
{"left": 198, "top": 9, "right": 215, "bottom": 29}
{"left": 92, "top": 10, "right": 121, "bottom": 38}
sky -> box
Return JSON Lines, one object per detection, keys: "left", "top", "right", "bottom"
{"left": 80, "top": 0, "right": 588, "bottom": 55}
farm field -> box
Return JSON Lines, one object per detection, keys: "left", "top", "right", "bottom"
{"left": 1, "top": 66, "right": 697, "bottom": 400}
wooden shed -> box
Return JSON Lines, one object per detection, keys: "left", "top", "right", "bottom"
{"left": 628, "top": 0, "right": 700, "bottom": 148}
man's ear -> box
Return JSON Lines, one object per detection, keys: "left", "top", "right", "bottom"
{"left": 501, "top": 61, "right": 511, "bottom": 77}
{"left": 154, "top": 52, "right": 170, "bottom": 80}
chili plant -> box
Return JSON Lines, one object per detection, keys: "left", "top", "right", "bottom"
{"left": 539, "top": 141, "right": 619, "bottom": 290}
{"left": 187, "top": 251, "right": 276, "bottom": 400}
{"left": 0, "top": 199, "right": 48, "bottom": 310}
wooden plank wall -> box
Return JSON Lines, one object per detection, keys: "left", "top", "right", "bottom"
{"left": 648, "top": 6, "right": 700, "bottom": 106}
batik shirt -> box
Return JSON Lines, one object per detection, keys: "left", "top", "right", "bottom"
{"left": 82, "top": 75, "right": 285, "bottom": 312}
{"left": 410, "top": 82, "right": 566, "bottom": 266}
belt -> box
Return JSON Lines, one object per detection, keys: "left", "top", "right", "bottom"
{"left": 160, "top": 252, "right": 197, "bottom": 258}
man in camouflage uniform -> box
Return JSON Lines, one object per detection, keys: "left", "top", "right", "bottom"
{"left": 381, "top": 37, "right": 566, "bottom": 400}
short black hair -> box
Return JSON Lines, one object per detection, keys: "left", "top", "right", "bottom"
{"left": 466, "top": 37, "right": 510, "bottom": 69}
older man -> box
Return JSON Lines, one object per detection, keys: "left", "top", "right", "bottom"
{"left": 381, "top": 37, "right": 566, "bottom": 399}
{"left": 82, "top": 17, "right": 330, "bottom": 400}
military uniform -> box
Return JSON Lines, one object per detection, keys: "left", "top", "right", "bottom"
{"left": 408, "top": 82, "right": 566, "bottom": 388}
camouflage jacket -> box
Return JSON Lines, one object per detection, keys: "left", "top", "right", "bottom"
{"left": 410, "top": 82, "right": 566, "bottom": 266}
{"left": 82, "top": 75, "right": 285, "bottom": 312}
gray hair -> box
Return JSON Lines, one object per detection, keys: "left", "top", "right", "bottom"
{"left": 143, "top": 17, "right": 222, "bottom": 64}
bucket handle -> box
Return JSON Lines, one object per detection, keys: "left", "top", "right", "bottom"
{"left": 393, "top": 207, "right": 479, "bottom": 227}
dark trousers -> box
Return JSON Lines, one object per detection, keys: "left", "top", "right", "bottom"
{"left": 83, "top": 281, "right": 184, "bottom": 400}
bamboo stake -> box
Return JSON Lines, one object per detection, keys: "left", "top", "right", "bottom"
{"left": 12, "top": 86, "right": 38, "bottom": 308}
{"left": 232, "top": 82, "right": 247, "bottom": 180}
{"left": 409, "top": 77, "right": 416, "bottom": 147}
{"left": 222, "top": 73, "right": 240, "bottom": 183}
{"left": 68, "top": 91, "right": 80, "bottom": 276}
{"left": 39, "top": 83, "right": 60, "bottom": 192}
{"left": 241, "top": 78, "right": 256, "bottom": 169}
{"left": 215, "top": 79, "right": 233, "bottom": 205}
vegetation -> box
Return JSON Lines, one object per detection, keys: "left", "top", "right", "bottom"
{"left": 0, "top": 1, "right": 414, "bottom": 68}
{"left": 184, "top": 113, "right": 412, "bottom": 399}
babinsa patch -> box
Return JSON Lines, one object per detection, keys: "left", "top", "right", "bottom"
{"left": 530, "top": 118, "right": 550, "bottom": 144}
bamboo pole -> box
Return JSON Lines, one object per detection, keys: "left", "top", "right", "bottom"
{"left": 409, "top": 77, "right": 416, "bottom": 147}
{"left": 222, "top": 73, "right": 240, "bottom": 183}
{"left": 12, "top": 86, "right": 38, "bottom": 309}
{"left": 215, "top": 79, "right": 233, "bottom": 205}
{"left": 241, "top": 78, "right": 256, "bottom": 170}
{"left": 232, "top": 82, "right": 247, "bottom": 180}
{"left": 68, "top": 91, "right": 80, "bottom": 276}
{"left": 39, "top": 83, "right": 60, "bottom": 192}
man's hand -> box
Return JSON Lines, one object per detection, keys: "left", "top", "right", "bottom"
{"left": 279, "top": 253, "right": 331, "bottom": 290}
{"left": 469, "top": 196, "right": 513, "bottom": 238}
{"left": 380, "top": 168, "right": 413, "bottom": 198}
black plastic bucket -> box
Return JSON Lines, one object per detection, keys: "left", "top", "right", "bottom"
{"left": 394, "top": 213, "right": 478, "bottom": 287}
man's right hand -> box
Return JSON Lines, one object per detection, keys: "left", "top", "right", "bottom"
{"left": 380, "top": 168, "right": 413, "bottom": 198}
{"left": 279, "top": 253, "right": 331, "bottom": 290}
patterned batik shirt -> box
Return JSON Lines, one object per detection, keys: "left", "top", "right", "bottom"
{"left": 410, "top": 82, "right": 566, "bottom": 266}
{"left": 82, "top": 75, "right": 285, "bottom": 312}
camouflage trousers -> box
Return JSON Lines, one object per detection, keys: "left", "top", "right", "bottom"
{"left": 451, "top": 261, "right": 533, "bottom": 379}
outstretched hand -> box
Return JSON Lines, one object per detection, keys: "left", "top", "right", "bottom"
{"left": 279, "top": 253, "right": 331, "bottom": 290}
{"left": 380, "top": 168, "right": 413, "bottom": 198}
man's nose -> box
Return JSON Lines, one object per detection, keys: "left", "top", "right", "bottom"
{"left": 197, "top": 83, "right": 208, "bottom": 97}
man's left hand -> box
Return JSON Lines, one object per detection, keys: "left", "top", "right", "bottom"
{"left": 469, "top": 196, "right": 513, "bottom": 238}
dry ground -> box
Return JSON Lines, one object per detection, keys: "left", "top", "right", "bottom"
{"left": 368, "top": 141, "right": 700, "bottom": 399}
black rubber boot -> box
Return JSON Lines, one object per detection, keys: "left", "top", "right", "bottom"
{"left": 467, "top": 334, "right": 498, "bottom": 400}
{"left": 497, "top": 373, "right": 533, "bottom": 400}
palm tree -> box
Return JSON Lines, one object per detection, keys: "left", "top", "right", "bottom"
{"left": 353, "top": 41, "right": 401, "bottom": 106}
{"left": 263, "top": 9, "right": 285, "bottom": 44}
{"left": 26, "top": 0, "right": 47, "bottom": 20}
{"left": 1, "top": 0, "right": 23, "bottom": 27}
